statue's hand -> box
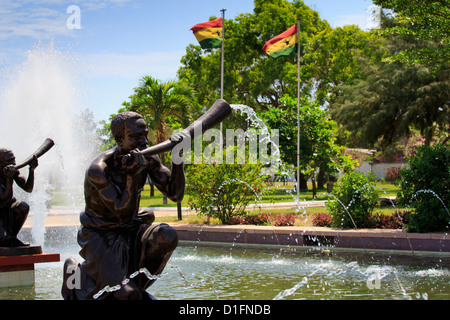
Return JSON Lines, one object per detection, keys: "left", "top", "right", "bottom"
{"left": 170, "top": 131, "right": 190, "bottom": 145}
{"left": 3, "top": 165, "right": 18, "bottom": 178}
{"left": 121, "top": 149, "right": 147, "bottom": 175}
{"left": 29, "top": 155, "right": 38, "bottom": 170}
{"left": 170, "top": 131, "right": 190, "bottom": 160}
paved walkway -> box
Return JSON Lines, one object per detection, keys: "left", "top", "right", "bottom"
{"left": 24, "top": 201, "right": 329, "bottom": 228}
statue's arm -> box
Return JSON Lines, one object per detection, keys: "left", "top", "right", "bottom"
{"left": 149, "top": 156, "right": 185, "bottom": 203}
{"left": 0, "top": 177, "right": 13, "bottom": 202}
{"left": 14, "top": 156, "right": 37, "bottom": 193}
{"left": 0, "top": 166, "right": 17, "bottom": 201}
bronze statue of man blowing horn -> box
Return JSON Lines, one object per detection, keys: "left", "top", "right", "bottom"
{"left": 0, "top": 138, "right": 54, "bottom": 247}
{"left": 62, "top": 99, "right": 231, "bottom": 300}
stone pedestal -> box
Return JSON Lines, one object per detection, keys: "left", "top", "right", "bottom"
{"left": 0, "top": 245, "right": 60, "bottom": 287}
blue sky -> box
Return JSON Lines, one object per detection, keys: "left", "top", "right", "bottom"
{"left": 0, "top": 0, "right": 377, "bottom": 122}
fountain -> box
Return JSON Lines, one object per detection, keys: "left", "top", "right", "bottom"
{"left": 0, "top": 41, "right": 448, "bottom": 301}
{"left": 0, "top": 41, "right": 99, "bottom": 244}
{"left": 0, "top": 41, "right": 98, "bottom": 288}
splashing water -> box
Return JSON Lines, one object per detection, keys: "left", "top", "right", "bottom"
{"left": 0, "top": 41, "right": 99, "bottom": 246}
{"left": 412, "top": 190, "right": 449, "bottom": 216}
{"left": 230, "top": 104, "right": 287, "bottom": 177}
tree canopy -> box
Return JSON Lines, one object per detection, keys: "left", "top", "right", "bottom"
{"left": 331, "top": 10, "right": 449, "bottom": 147}
{"left": 97, "top": 0, "right": 448, "bottom": 178}
{"left": 373, "top": 0, "right": 450, "bottom": 70}
{"left": 177, "top": 0, "right": 331, "bottom": 110}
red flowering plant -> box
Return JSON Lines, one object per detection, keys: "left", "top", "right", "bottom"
{"left": 312, "top": 213, "right": 332, "bottom": 227}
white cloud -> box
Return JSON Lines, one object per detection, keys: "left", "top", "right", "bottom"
{"left": 0, "top": 0, "right": 135, "bottom": 40}
{"left": 0, "top": 2, "right": 70, "bottom": 40}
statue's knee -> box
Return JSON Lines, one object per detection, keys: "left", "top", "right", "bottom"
{"left": 14, "top": 202, "right": 29, "bottom": 216}
{"left": 19, "top": 202, "right": 29, "bottom": 213}
{"left": 157, "top": 224, "right": 178, "bottom": 250}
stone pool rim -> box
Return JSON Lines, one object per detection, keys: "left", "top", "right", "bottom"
{"left": 19, "top": 222, "right": 450, "bottom": 257}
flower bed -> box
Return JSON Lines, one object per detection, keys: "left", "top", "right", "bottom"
{"left": 226, "top": 212, "right": 296, "bottom": 226}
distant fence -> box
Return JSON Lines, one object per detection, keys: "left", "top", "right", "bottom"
{"left": 356, "top": 162, "right": 408, "bottom": 180}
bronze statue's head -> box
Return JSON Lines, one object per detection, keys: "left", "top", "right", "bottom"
{"left": 0, "top": 148, "right": 15, "bottom": 168}
{"left": 111, "top": 112, "right": 149, "bottom": 153}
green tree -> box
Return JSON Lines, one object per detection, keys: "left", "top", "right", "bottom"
{"left": 262, "top": 95, "right": 351, "bottom": 195}
{"left": 397, "top": 144, "right": 450, "bottom": 233}
{"left": 186, "top": 160, "right": 265, "bottom": 224}
{"left": 331, "top": 11, "right": 449, "bottom": 148}
{"left": 373, "top": 0, "right": 449, "bottom": 70}
{"left": 332, "top": 61, "right": 449, "bottom": 147}
{"left": 326, "top": 171, "right": 380, "bottom": 229}
{"left": 302, "top": 24, "right": 385, "bottom": 107}
{"left": 178, "top": 0, "right": 330, "bottom": 110}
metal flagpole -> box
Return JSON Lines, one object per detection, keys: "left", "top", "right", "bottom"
{"left": 296, "top": 18, "right": 301, "bottom": 207}
{"left": 220, "top": 8, "right": 226, "bottom": 151}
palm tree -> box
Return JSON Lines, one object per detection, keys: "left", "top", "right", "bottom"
{"left": 124, "top": 75, "right": 193, "bottom": 160}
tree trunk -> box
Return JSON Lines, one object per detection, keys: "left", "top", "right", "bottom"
{"left": 300, "top": 173, "right": 308, "bottom": 191}
{"left": 311, "top": 173, "right": 317, "bottom": 199}
{"left": 317, "top": 168, "right": 325, "bottom": 189}
{"left": 177, "top": 202, "right": 182, "bottom": 220}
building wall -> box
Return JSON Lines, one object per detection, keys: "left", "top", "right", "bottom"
{"left": 356, "top": 162, "right": 408, "bottom": 180}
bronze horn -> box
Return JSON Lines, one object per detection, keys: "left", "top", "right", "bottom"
{"left": 138, "top": 99, "right": 232, "bottom": 158}
{"left": 14, "top": 138, "right": 55, "bottom": 170}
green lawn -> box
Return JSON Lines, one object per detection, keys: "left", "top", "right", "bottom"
{"left": 139, "top": 180, "right": 400, "bottom": 207}
{"left": 50, "top": 180, "right": 400, "bottom": 208}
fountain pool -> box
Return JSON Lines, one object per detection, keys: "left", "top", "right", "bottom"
{"left": 1, "top": 235, "right": 449, "bottom": 300}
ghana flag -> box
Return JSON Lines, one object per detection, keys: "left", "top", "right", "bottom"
{"left": 191, "top": 18, "right": 223, "bottom": 49}
{"left": 262, "top": 24, "right": 298, "bottom": 59}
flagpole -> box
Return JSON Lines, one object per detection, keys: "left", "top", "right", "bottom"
{"left": 296, "top": 18, "right": 301, "bottom": 207}
{"left": 220, "top": 8, "right": 226, "bottom": 152}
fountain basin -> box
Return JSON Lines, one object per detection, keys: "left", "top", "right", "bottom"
{"left": 172, "top": 224, "right": 450, "bottom": 254}
{"left": 0, "top": 246, "right": 60, "bottom": 288}
{"left": 1, "top": 239, "right": 449, "bottom": 300}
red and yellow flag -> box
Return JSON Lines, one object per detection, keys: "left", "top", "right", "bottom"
{"left": 191, "top": 18, "right": 223, "bottom": 49}
{"left": 262, "top": 24, "right": 298, "bottom": 59}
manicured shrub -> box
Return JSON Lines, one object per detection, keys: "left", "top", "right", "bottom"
{"left": 326, "top": 171, "right": 380, "bottom": 228}
{"left": 225, "top": 212, "right": 296, "bottom": 226}
{"left": 226, "top": 214, "right": 268, "bottom": 225}
{"left": 271, "top": 213, "right": 296, "bottom": 226}
{"left": 365, "top": 211, "right": 411, "bottom": 229}
{"left": 384, "top": 167, "right": 402, "bottom": 183}
{"left": 398, "top": 144, "right": 449, "bottom": 233}
{"left": 186, "top": 163, "right": 265, "bottom": 224}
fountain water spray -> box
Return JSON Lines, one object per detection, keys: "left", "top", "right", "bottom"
{"left": 0, "top": 41, "right": 99, "bottom": 246}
